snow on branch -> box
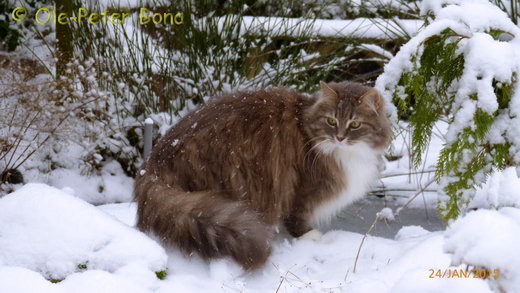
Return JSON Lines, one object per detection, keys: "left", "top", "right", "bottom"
{"left": 376, "top": 0, "right": 520, "bottom": 220}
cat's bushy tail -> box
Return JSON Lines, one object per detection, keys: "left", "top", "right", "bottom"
{"left": 134, "top": 175, "right": 273, "bottom": 269}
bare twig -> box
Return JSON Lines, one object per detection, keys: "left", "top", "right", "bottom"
{"left": 395, "top": 177, "right": 436, "bottom": 216}
{"left": 352, "top": 215, "right": 379, "bottom": 274}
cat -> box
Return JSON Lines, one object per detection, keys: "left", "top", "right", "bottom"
{"left": 134, "top": 81, "right": 392, "bottom": 269}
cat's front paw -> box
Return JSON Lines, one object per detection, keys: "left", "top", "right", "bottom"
{"left": 299, "top": 229, "right": 323, "bottom": 241}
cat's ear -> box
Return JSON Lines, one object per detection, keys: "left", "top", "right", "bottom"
{"left": 319, "top": 81, "right": 338, "bottom": 101}
{"left": 360, "top": 89, "right": 383, "bottom": 114}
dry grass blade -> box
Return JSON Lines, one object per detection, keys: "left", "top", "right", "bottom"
{"left": 351, "top": 215, "right": 379, "bottom": 275}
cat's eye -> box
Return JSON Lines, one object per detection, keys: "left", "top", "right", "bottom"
{"left": 350, "top": 121, "right": 361, "bottom": 129}
{"left": 326, "top": 117, "right": 338, "bottom": 127}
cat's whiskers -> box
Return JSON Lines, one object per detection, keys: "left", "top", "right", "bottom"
{"left": 303, "top": 136, "right": 327, "bottom": 149}
{"left": 304, "top": 136, "right": 326, "bottom": 154}
{"left": 308, "top": 139, "right": 334, "bottom": 178}
{"left": 304, "top": 137, "right": 329, "bottom": 163}
{"left": 303, "top": 137, "right": 329, "bottom": 170}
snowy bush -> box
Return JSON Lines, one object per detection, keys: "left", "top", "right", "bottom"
{"left": 53, "top": 58, "right": 142, "bottom": 176}
{"left": 0, "top": 56, "right": 143, "bottom": 197}
{"left": 0, "top": 0, "right": 53, "bottom": 51}
{"left": 2, "top": 0, "right": 418, "bottom": 186}
{"left": 56, "top": 0, "right": 408, "bottom": 175}
{"left": 72, "top": 0, "right": 358, "bottom": 114}
{"left": 57, "top": 0, "right": 353, "bottom": 172}
{"left": 0, "top": 61, "right": 69, "bottom": 190}
{"left": 376, "top": 0, "right": 520, "bottom": 220}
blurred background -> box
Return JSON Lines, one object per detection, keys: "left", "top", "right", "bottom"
{"left": 0, "top": 0, "right": 422, "bottom": 178}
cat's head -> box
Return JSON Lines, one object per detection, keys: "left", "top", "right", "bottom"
{"left": 302, "top": 81, "right": 392, "bottom": 153}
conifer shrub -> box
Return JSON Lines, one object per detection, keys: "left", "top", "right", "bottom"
{"left": 377, "top": 0, "right": 520, "bottom": 220}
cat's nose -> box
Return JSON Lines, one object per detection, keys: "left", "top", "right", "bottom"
{"left": 336, "top": 135, "right": 345, "bottom": 142}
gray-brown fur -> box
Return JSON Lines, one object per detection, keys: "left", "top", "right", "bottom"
{"left": 134, "top": 81, "right": 392, "bottom": 269}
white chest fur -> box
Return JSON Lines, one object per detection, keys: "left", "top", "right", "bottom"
{"left": 311, "top": 142, "right": 381, "bottom": 226}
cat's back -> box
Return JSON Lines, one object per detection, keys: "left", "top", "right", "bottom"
{"left": 153, "top": 87, "right": 306, "bottom": 156}
{"left": 150, "top": 87, "right": 307, "bottom": 181}
{"left": 175, "top": 87, "right": 303, "bottom": 135}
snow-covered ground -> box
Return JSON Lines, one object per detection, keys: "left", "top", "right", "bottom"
{"left": 1, "top": 180, "right": 519, "bottom": 292}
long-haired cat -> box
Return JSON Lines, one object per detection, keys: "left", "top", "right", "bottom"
{"left": 134, "top": 81, "right": 391, "bottom": 269}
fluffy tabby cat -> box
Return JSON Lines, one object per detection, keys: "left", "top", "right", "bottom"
{"left": 134, "top": 81, "right": 391, "bottom": 269}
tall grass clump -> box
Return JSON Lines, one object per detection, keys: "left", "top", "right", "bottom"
{"left": 61, "top": 0, "right": 405, "bottom": 174}
{"left": 3, "top": 0, "right": 419, "bottom": 178}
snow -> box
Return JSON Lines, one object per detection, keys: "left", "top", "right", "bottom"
{"left": 390, "top": 271, "right": 493, "bottom": 293}
{"left": 359, "top": 43, "right": 394, "bottom": 59}
{"left": 218, "top": 16, "right": 424, "bottom": 40}
{"left": 1, "top": 182, "right": 518, "bottom": 292}
{"left": 444, "top": 208, "right": 520, "bottom": 292}
{"left": 470, "top": 167, "right": 520, "bottom": 209}
{"left": 44, "top": 163, "right": 134, "bottom": 205}
{"left": 0, "top": 266, "right": 155, "bottom": 293}
{"left": 98, "top": 202, "right": 137, "bottom": 226}
{"left": 423, "top": 0, "right": 520, "bottom": 33}
{"left": 157, "top": 230, "right": 455, "bottom": 292}
{"left": 394, "top": 225, "right": 430, "bottom": 241}
{"left": 0, "top": 183, "right": 167, "bottom": 281}
{"left": 378, "top": 207, "right": 395, "bottom": 222}
{"left": 0, "top": 267, "right": 62, "bottom": 293}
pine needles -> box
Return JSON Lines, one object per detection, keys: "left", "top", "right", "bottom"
{"left": 379, "top": 1, "right": 520, "bottom": 221}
